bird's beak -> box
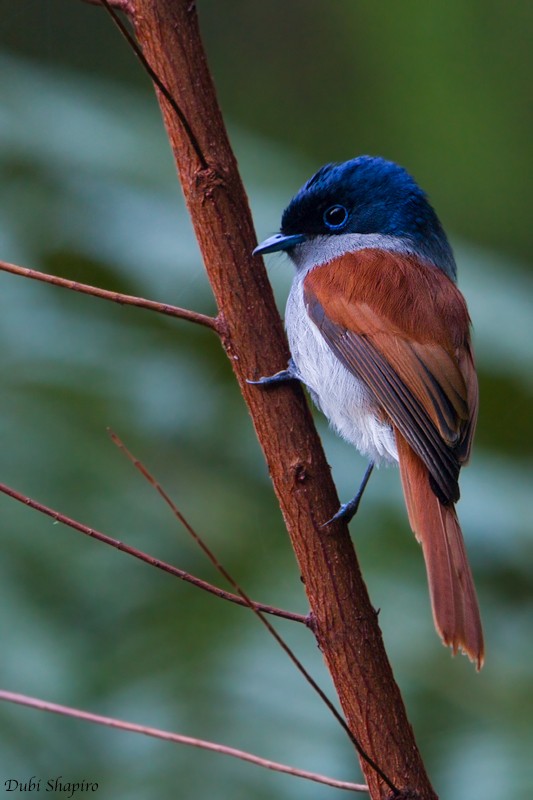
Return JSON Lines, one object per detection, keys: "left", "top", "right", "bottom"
{"left": 253, "top": 232, "right": 306, "bottom": 256}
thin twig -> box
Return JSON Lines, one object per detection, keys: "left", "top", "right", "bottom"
{"left": 109, "top": 433, "right": 392, "bottom": 789}
{"left": 0, "top": 259, "right": 218, "bottom": 331}
{"left": 0, "top": 481, "right": 305, "bottom": 624}
{"left": 82, "top": 0, "right": 134, "bottom": 14}
{"left": 99, "top": 0, "right": 208, "bottom": 168}
{"left": 0, "top": 691, "right": 367, "bottom": 793}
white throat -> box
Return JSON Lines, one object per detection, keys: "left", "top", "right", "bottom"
{"left": 288, "top": 232, "right": 429, "bottom": 276}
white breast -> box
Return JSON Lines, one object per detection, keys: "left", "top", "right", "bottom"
{"left": 285, "top": 236, "right": 401, "bottom": 465}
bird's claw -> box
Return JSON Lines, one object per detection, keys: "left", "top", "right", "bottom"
{"left": 246, "top": 360, "right": 300, "bottom": 387}
{"left": 321, "top": 499, "right": 361, "bottom": 529}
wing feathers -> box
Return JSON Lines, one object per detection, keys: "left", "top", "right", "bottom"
{"left": 303, "top": 249, "right": 478, "bottom": 503}
{"left": 308, "top": 293, "right": 461, "bottom": 503}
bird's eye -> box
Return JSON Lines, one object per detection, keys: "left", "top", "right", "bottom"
{"left": 323, "top": 205, "right": 348, "bottom": 230}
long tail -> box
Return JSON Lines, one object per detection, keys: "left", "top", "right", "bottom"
{"left": 396, "top": 433, "right": 484, "bottom": 669}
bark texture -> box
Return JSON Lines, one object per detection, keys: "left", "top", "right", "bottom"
{"left": 126, "top": 1, "right": 438, "bottom": 796}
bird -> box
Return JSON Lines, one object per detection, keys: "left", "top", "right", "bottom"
{"left": 252, "top": 155, "right": 483, "bottom": 668}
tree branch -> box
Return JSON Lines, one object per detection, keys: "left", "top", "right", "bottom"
{"left": 0, "top": 481, "right": 305, "bottom": 624}
{"left": 122, "top": 2, "right": 438, "bottom": 797}
{"left": 0, "top": 691, "right": 368, "bottom": 794}
{"left": 109, "top": 431, "right": 389, "bottom": 778}
{"left": 0, "top": 259, "right": 218, "bottom": 331}
{"left": 82, "top": 0, "right": 134, "bottom": 13}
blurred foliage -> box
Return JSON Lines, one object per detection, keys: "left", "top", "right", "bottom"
{"left": 0, "top": 3, "right": 531, "bottom": 800}
{"left": 4, "top": 0, "right": 533, "bottom": 265}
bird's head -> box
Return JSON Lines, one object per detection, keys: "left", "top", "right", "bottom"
{"left": 254, "top": 155, "right": 456, "bottom": 280}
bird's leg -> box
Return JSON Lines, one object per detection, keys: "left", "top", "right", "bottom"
{"left": 323, "top": 462, "right": 375, "bottom": 527}
{"left": 247, "top": 358, "right": 300, "bottom": 386}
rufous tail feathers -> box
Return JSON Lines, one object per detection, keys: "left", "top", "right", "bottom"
{"left": 396, "top": 433, "right": 484, "bottom": 669}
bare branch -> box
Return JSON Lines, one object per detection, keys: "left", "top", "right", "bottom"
{"left": 99, "top": 0, "right": 207, "bottom": 167}
{"left": 127, "top": 2, "right": 438, "bottom": 796}
{"left": 82, "top": 0, "right": 134, "bottom": 13}
{"left": 0, "top": 259, "right": 219, "bottom": 331}
{"left": 0, "top": 691, "right": 368, "bottom": 793}
{"left": 109, "top": 432, "right": 392, "bottom": 787}
{"left": 0, "top": 481, "right": 305, "bottom": 624}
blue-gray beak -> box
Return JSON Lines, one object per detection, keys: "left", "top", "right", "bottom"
{"left": 253, "top": 232, "right": 306, "bottom": 256}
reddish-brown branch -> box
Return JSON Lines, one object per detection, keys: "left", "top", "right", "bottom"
{"left": 0, "top": 259, "right": 218, "bottom": 331}
{"left": 126, "top": 2, "right": 438, "bottom": 797}
{"left": 0, "top": 481, "right": 305, "bottom": 624}
{"left": 0, "top": 691, "right": 368, "bottom": 793}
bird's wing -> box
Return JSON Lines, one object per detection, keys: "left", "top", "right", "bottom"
{"left": 303, "top": 248, "right": 478, "bottom": 504}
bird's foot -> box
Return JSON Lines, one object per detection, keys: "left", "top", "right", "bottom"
{"left": 247, "top": 358, "right": 300, "bottom": 386}
{"left": 321, "top": 462, "right": 375, "bottom": 529}
{"left": 321, "top": 497, "right": 362, "bottom": 528}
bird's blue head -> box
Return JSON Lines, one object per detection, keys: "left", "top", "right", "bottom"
{"left": 255, "top": 156, "right": 456, "bottom": 280}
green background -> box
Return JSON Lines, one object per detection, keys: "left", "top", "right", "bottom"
{"left": 0, "top": 2, "right": 531, "bottom": 798}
